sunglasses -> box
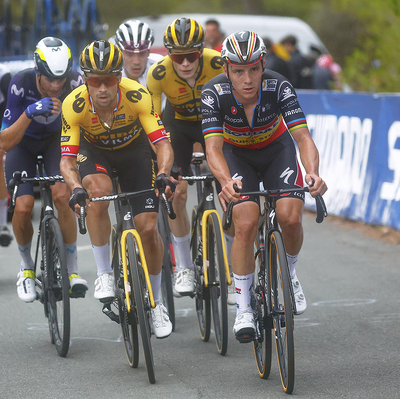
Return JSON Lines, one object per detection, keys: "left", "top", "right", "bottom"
{"left": 86, "top": 76, "right": 119, "bottom": 88}
{"left": 169, "top": 52, "right": 201, "bottom": 64}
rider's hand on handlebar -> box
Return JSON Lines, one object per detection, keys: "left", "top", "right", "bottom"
{"left": 155, "top": 173, "right": 175, "bottom": 201}
{"left": 305, "top": 173, "right": 328, "bottom": 197}
{"left": 218, "top": 179, "right": 242, "bottom": 212}
{"left": 69, "top": 187, "right": 90, "bottom": 216}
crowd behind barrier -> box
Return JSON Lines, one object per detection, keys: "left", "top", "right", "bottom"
{"left": 298, "top": 90, "right": 400, "bottom": 231}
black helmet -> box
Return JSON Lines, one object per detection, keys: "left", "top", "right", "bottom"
{"left": 163, "top": 17, "right": 205, "bottom": 51}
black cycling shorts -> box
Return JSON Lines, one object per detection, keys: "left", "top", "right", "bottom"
{"left": 162, "top": 100, "right": 205, "bottom": 176}
{"left": 223, "top": 131, "right": 305, "bottom": 204}
{"left": 5, "top": 133, "right": 62, "bottom": 197}
{"left": 77, "top": 138, "right": 159, "bottom": 216}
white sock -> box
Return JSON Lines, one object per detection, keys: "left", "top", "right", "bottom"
{"left": 286, "top": 253, "right": 299, "bottom": 278}
{"left": 149, "top": 272, "right": 162, "bottom": 304}
{"left": 18, "top": 242, "right": 34, "bottom": 270}
{"left": 65, "top": 242, "right": 78, "bottom": 275}
{"left": 233, "top": 273, "right": 253, "bottom": 314}
{"left": 172, "top": 233, "right": 194, "bottom": 271}
{"left": 92, "top": 243, "right": 112, "bottom": 276}
{"left": 224, "top": 232, "right": 234, "bottom": 271}
{"left": 0, "top": 197, "right": 7, "bottom": 227}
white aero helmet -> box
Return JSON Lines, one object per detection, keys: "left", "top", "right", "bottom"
{"left": 34, "top": 37, "right": 73, "bottom": 79}
{"left": 221, "top": 31, "right": 266, "bottom": 66}
{"left": 115, "top": 19, "right": 154, "bottom": 53}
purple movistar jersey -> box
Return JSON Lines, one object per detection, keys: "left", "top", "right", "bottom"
{"left": 1, "top": 68, "right": 83, "bottom": 139}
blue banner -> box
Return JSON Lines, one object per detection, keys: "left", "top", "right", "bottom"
{"left": 297, "top": 91, "right": 400, "bottom": 231}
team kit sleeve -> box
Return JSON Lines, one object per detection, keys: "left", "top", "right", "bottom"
{"left": 201, "top": 83, "right": 224, "bottom": 141}
{"left": 277, "top": 80, "right": 308, "bottom": 134}
{"left": 146, "top": 62, "right": 164, "bottom": 116}
{"left": 60, "top": 91, "right": 82, "bottom": 158}
{"left": 135, "top": 87, "right": 168, "bottom": 145}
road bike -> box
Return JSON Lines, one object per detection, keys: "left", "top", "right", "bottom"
{"left": 182, "top": 152, "right": 231, "bottom": 355}
{"left": 78, "top": 174, "right": 174, "bottom": 384}
{"left": 9, "top": 155, "right": 79, "bottom": 357}
{"left": 224, "top": 185, "right": 327, "bottom": 393}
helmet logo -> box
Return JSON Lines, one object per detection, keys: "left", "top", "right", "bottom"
{"left": 51, "top": 47, "right": 61, "bottom": 52}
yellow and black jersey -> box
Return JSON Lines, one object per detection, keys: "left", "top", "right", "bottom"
{"left": 146, "top": 48, "right": 223, "bottom": 122}
{"left": 61, "top": 77, "right": 167, "bottom": 157}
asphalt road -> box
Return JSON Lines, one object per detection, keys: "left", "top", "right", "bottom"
{"left": 1, "top": 186, "right": 399, "bottom": 398}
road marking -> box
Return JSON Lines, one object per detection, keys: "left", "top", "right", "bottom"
{"left": 371, "top": 313, "right": 400, "bottom": 323}
{"left": 312, "top": 299, "right": 376, "bottom": 307}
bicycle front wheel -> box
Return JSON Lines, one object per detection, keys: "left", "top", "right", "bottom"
{"left": 158, "top": 208, "right": 175, "bottom": 330}
{"left": 206, "top": 212, "right": 228, "bottom": 355}
{"left": 112, "top": 226, "right": 139, "bottom": 368}
{"left": 269, "top": 231, "right": 294, "bottom": 393}
{"left": 44, "top": 218, "right": 70, "bottom": 357}
{"left": 126, "top": 233, "right": 155, "bottom": 384}
{"left": 191, "top": 206, "right": 211, "bottom": 342}
{"left": 253, "top": 230, "right": 272, "bottom": 379}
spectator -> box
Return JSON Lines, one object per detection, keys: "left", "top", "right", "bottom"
{"left": 204, "top": 19, "right": 224, "bottom": 52}
{"left": 263, "top": 37, "right": 291, "bottom": 80}
{"left": 0, "top": 64, "right": 13, "bottom": 246}
{"left": 313, "top": 54, "right": 342, "bottom": 90}
{"left": 280, "top": 34, "right": 309, "bottom": 89}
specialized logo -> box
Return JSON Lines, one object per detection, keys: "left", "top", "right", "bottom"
{"left": 280, "top": 167, "right": 294, "bottom": 184}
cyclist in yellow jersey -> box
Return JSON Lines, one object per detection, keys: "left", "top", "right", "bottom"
{"left": 60, "top": 40, "right": 175, "bottom": 338}
{"left": 147, "top": 17, "right": 225, "bottom": 296}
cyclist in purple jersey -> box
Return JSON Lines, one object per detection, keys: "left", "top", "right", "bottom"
{"left": 201, "top": 31, "right": 327, "bottom": 342}
{"left": 0, "top": 37, "right": 87, "bottom": 303}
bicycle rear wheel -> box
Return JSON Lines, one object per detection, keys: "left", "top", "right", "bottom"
{"left": 158, "top": 208, "right": 175, "bottom": 330}
{"left": 269, "top": 231, "right": 294, "bottom": 393}
{"left": 112, "top": 226, "right": 139, "bottom": 368}
{"left": 206, "top": 212, "right": 228, "bottom": 355}
{"left": 126, "top": 233, "right": 155, "bottom": 384}
{"left": 44, "top": 218, "right": 70, "bottom": 357}
{"left": 253, "top": 229, "right": 272, "bottom": 379}
{"left": 191, "top": 206, "right": 211, "bottom": 342}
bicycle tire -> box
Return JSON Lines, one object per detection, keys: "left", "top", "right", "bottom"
{"left": 253, "top": 229, "right": 272, "bottom": 379}
{"left": 206, "top": 212, "right": 228, "bottom": 355}
{"left": 191, "top": 206, "right": 211, "bottom": 342}
{"left": 126, "top": 233, "right": 155, "bottom": 384}
{"left": 269, "top": 231, "right": 295, "bottom": 393}
{"left": 44, "top": 218, "right": 70, "bottom": 357}
{"left": 158, "top": 209, "right": 176, "bottom": 330}
{"left": 112, "top": 226, "right": 139, "bottom": 368}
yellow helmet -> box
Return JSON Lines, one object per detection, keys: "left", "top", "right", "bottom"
{"left": 79, "top": 40, "right": 123, "bottom": 75}
{"left": 163, "top": 17, "right": 205, "bottom": 51}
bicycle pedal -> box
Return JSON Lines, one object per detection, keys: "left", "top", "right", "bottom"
{"left": 235, "top": 329, "right": 256, "bottom": 344}
{"left": 99, "top": 296, "right": 115, "bottom": 304}
{"left": 69, "top": 290, "right": 86, "bottom": 299}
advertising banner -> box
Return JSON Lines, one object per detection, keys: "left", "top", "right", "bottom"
{"left": 297, "top": 91, "right": 400, "bottom": 231}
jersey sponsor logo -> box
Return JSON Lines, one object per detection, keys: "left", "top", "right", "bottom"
{"left": 145, "top": 198, "right": 155, "bottom": 209}
{"left": 116, "top": 114, "right": 125, "bottom": 120}
{"left": 95, "top": 164, "right": 107, "bottom": 173}
{"left": 262, "top": 79, "right": 278, "bottom": 91}
{"left": 211, "top": 56, "right": 224, "bottom": 69}
{"left": 239, "top": 195, "right": 249, "bottom": 201}
{"left": 77, "top": 154, "right": 87, "bottom": 163}
{"left": 152, "top": 64, "right": 166, "bottom": 80}
{"left": 280, "top": 85, "right": 295, "bottom": 101}
{"left": 3, "top": 109, "right": 10, "bottom": 119}
{"left": 202, "top": 117, "right": 218, "bottom": 124}
{"left": 224, "top": 115, "right": 243, "bottom": 124}
{"left": 173, "top": 100, "right": 201, "bottom": 116}
{"left": 62, "top": 114, "right": 71, "bottom": 133}
{"left": 61, "top": 145, "right": 79, "bottom": 156}
{"left": 231, "top": 106, "right": 237, "bottom": 115}
{"left": 61, "top": 136, "right": 70, "bottom": 142}
{"left": 10, "top": 84, "right": 24, "bottom": 97}
{"left": 72, "top": 97, "right": 85, "bottom": 113}
{"left": 179, "top": 87, "right": 187, "bottom": 94}
{"left": 284, "top": 108, "right": 302, "bottom": 117}
{"left": 92, "top": 117, "right": 98, "bottom": 123}
{"left": 214, "top": 83, "right": 230, "bottom": 95}
{"left": 70, "top": 76, "right": 83, "bottom": 89}
{"left": 127, "top": 88, "right": 147, "bottom": 103}
{"left": 157, "top": 120, "right": 163, "bottom": 126}
{"left": 201, "top": 95, "right": 215, "bottom": 109}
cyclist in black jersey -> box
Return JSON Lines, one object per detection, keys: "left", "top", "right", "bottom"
{"left": 0, "top": 37, "right": 88, "bottom": 303}
{"left": 201, "top": 31, "right": 327, "bottom": 341}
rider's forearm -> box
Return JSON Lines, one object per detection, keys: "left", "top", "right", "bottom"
{"left": 60, "top": 156, "right": 82, "bottom": 191}
{"left": 154, "top": 139, "right": 174, "bottom": 175}
{"left": 205, "top": 140, "right": 232, "bottom": 187}
{"left": 0, "top": 113, "right": 31, "bottom": 152}
{"left": 292, "top": 127, "right": 320, "bottom": 176}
